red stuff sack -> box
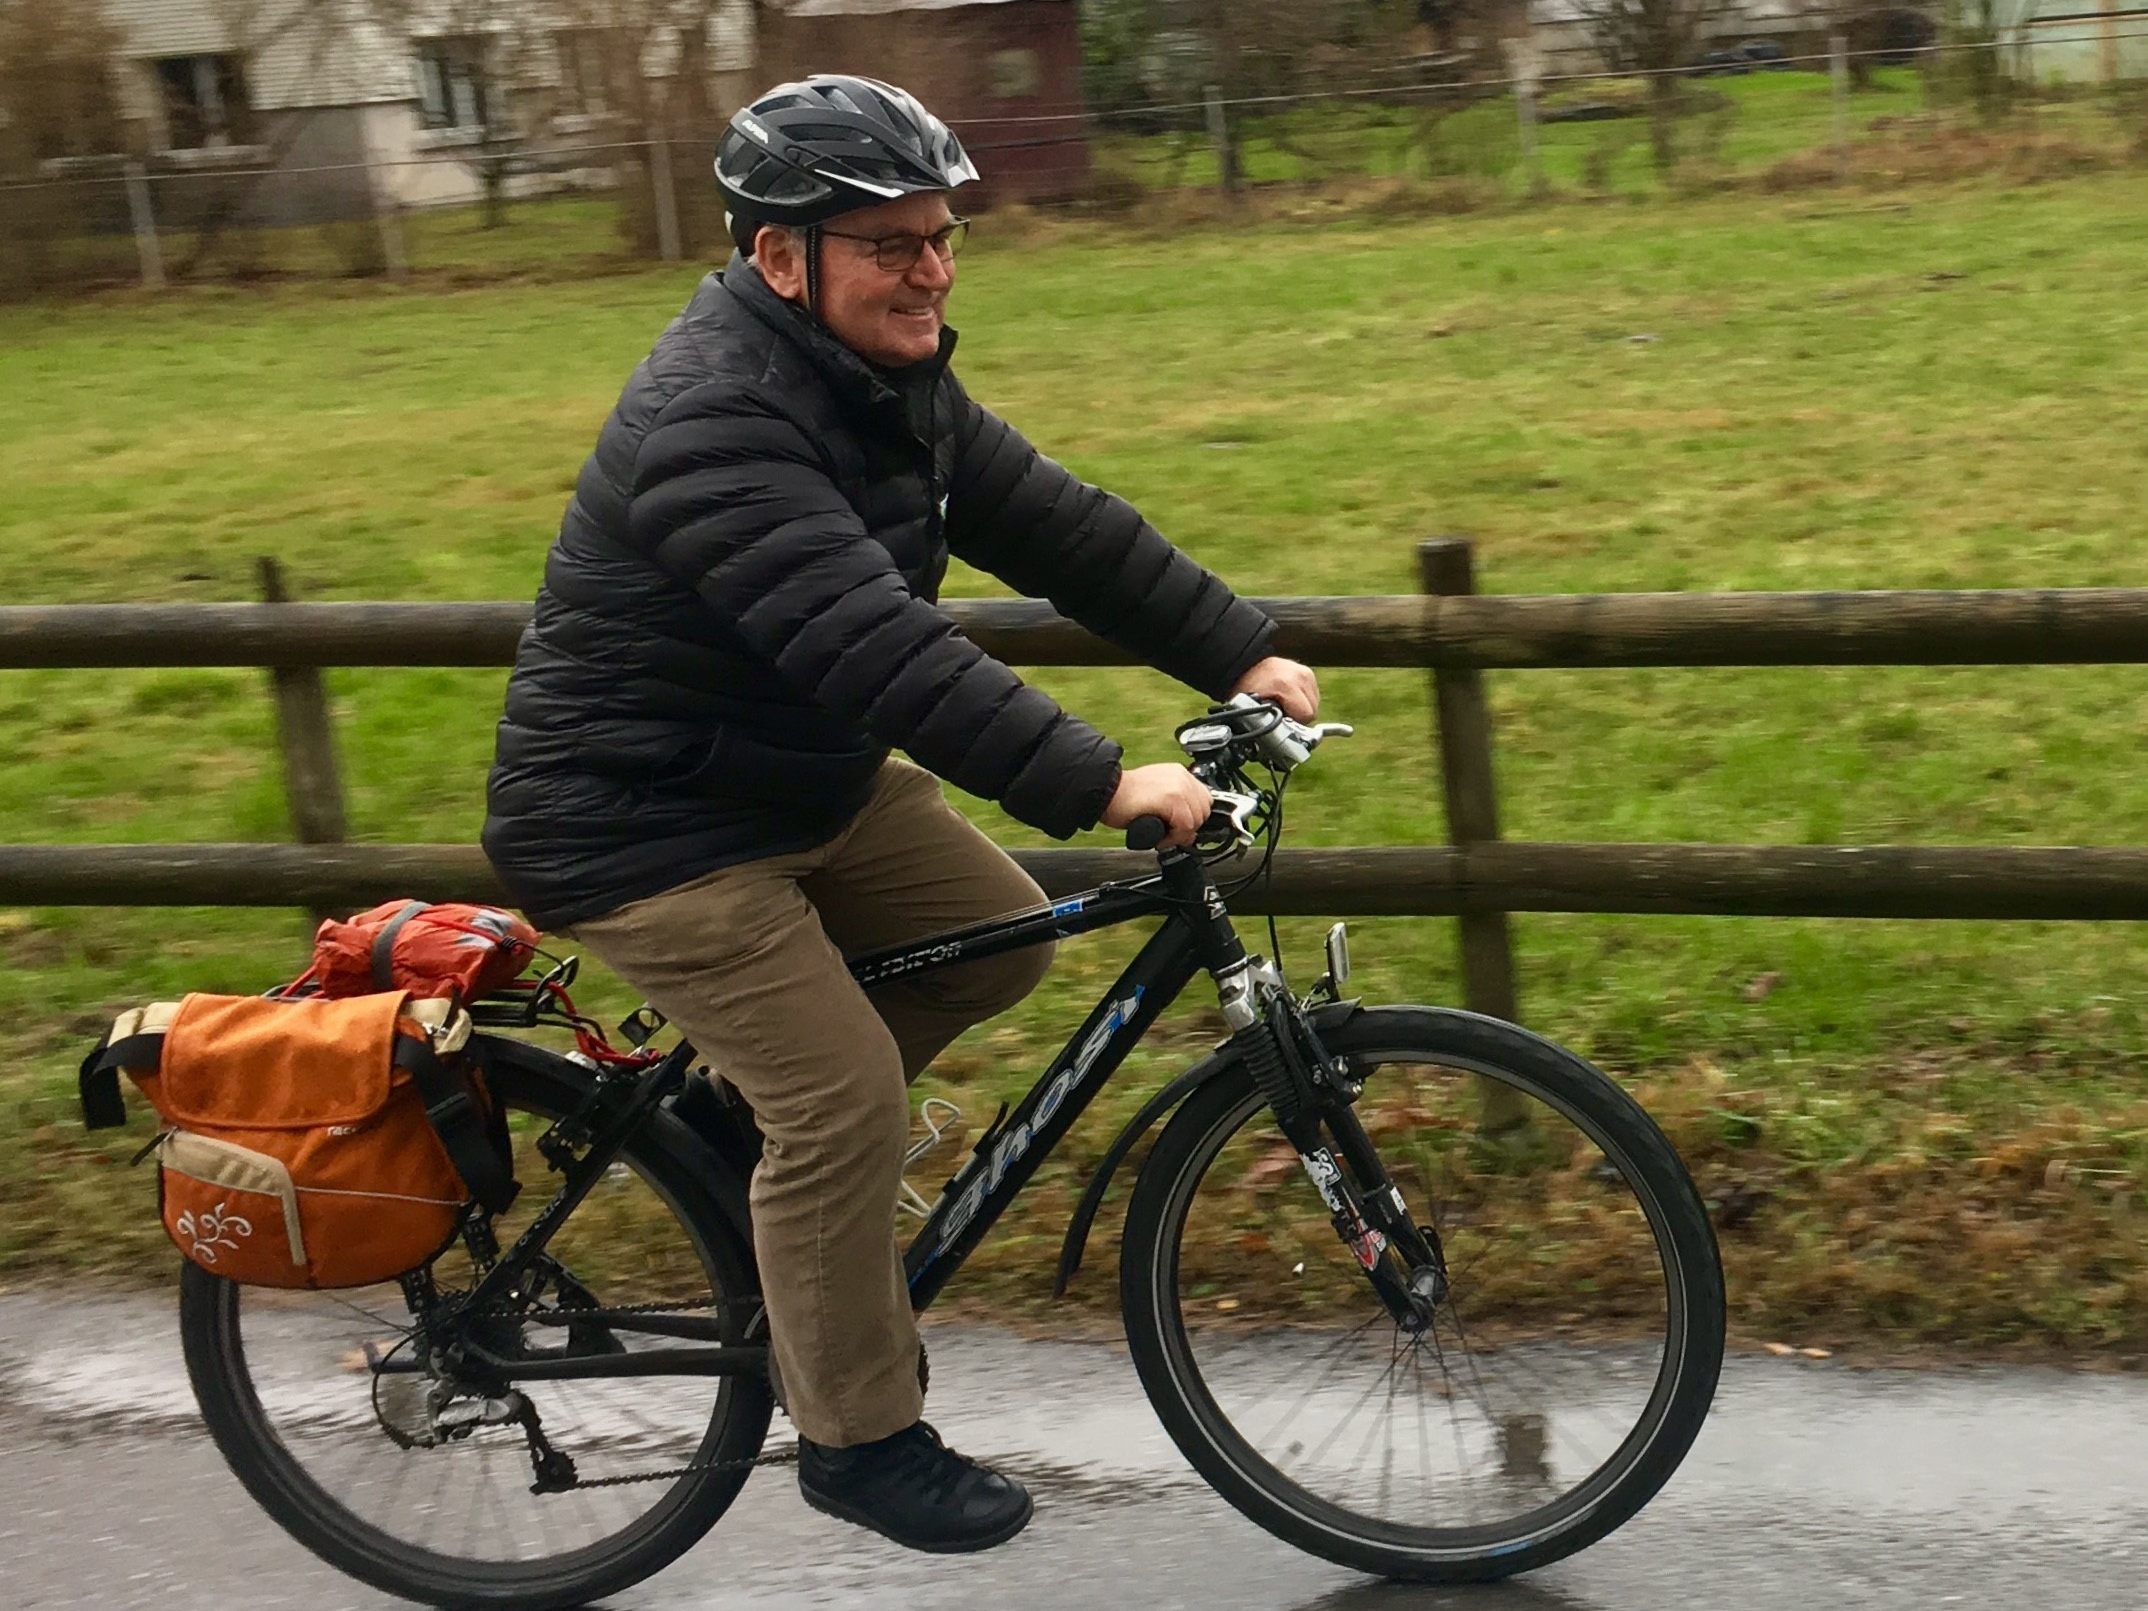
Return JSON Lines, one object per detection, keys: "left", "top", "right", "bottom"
{"left": 305, "top": 900, "right": 539, "bottom": 1004}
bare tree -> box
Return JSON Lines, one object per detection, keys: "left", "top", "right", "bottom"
{"left": 0, "top": 0, "right": 129, "bottom": 292}
{"left": 1568, "top": 0, "right": 1710, "bottom": 174}
{"left": 338, "top": 0, "right": 549, "bottom": 226}
{"left": 317, "top": 0, "right": 738, "bottom": 246}
{"left": 1801, "top": 0, "right": 1928, "bottom": 90}
{"left": 0, "top": 0, "right": 128, "bottom": 169}
{"left": 548, "top": 0, "right": 745, "bottom": 254}
{"left": 1936, "top": 0, "right": 2012, "bottom": 124}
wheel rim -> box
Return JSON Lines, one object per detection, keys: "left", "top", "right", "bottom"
{"left": 1151, "top": 1044, "right": 1698, "bottom": 1560}
{"left": 200, "top": 1085, "right": 753, "bottom": 1577}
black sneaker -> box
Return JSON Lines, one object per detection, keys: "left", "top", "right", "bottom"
{"left": 797, "top": 1421, "right": 1033, "bottom": 1553}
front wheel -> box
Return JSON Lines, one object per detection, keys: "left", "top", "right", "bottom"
{"left": 1120, "top": 1006, "right": 1724, "bottom": 1582}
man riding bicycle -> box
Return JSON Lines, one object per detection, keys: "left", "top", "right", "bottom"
{"left": 481, "top": 74, "right": 1317, "bottom": 1554}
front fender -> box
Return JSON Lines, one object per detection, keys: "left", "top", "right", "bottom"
{"left": 1052, "top": 999, "right": 1364, "bottom": 1297}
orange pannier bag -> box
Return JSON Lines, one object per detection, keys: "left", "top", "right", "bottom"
{"left": 79, "top": 991, "right": 517, "bottom": 1290}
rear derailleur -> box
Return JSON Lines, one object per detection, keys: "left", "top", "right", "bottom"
{"left": 367, "top": 1268, "right": 585, "bottom": 1493}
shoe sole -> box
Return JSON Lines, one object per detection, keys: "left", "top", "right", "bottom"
{"left": 799, "top": 1483, "right": 1035, "bottom": 1554}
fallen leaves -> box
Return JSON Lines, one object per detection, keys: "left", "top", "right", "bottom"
{"left": 1764, "top": 1341, "right": 1835, "bottom": 1360}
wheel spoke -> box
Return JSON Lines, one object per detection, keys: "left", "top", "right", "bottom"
{"left": 1128, "top": 1019, "right": 1723, "bottom": 1580}
{"left": 181, "top": 1066, "right": 773, "bottom": 1599}
{"left": 1247, "top": 1309, "right": 1384, "bottom": 1452}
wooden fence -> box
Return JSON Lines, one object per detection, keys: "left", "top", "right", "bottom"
{"left": 7, "top": 541, "right": 2148, "bottom": 1021}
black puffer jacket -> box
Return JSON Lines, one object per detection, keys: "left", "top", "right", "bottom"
{"left": 483, "top": 257, "right": 1276, "bottom": 929}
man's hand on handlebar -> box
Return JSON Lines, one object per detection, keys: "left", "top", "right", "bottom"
{"left": 1228, "top": 655, "right": 1319, "bottom": 722}
{"left": 1100, "top": 763, "right": 1211, "bottom": 851}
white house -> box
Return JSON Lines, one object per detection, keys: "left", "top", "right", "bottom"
{"left": 90, "top": 0, "right": 757, "bottom": 217}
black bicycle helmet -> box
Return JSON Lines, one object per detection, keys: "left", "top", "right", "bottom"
{"left": 716, "top": 75, "right": 979, "bottom": 312}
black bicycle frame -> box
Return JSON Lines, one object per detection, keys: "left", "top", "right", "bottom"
{"left": 876, "top": 846, "right": 1254, "bottom": 1297}
{"left": 438, "top": 848, "right": 1254, "bottom": 1380}
{"left": 895, "top": 893, "right": 1197, "bottom": 1303}
{"left": 850, "top": 848, "right": 1251, "bottom": 1306}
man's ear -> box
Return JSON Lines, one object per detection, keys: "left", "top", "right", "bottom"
{"left": 755, "top": 225, "right": 805, "bottom": 302}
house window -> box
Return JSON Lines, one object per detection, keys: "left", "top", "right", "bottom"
{"left": 415, "top": 37, "right": 495, "bottom": 130}
{"left": 989, "top": 48, "right": 1042, "bottom": 101}
{"left": 555, "top": 29, "right": 630, "bottom": 118}
{"left": 154, "top": 54, "right": 253, "bottom": 150}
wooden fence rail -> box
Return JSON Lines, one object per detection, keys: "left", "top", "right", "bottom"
{"left": 6, "top": 843, "right": 2148, "bottom": 920}
{"left": 6, "top": 541, "right": 2148, "bottom": 1026}
{"left": 7, "top": 586, "right": 2148, "bottom": 670}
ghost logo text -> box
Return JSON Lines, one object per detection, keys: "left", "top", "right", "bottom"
{"left": 933, "top": 988, "right": 1145, "bottom": 1254}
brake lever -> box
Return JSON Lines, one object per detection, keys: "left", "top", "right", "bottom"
{"left": 1254, "top": 717, "right": 1354, "bottom": 771}
{"left": 1199, "top": 788, "right": 1263, "bottom": 850}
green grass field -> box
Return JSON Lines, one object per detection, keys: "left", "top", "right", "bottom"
{"left": 6, "top": 164, "right": 2148, "bottom": 1350}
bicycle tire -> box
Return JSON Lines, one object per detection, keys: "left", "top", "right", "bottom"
{"left": 1120, "top": 1005, "right": 1724, "bottom": 1582}
{"left": 179, "top": 1043, "right": 773, "bottom": 1611}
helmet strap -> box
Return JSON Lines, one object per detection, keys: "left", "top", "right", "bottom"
{"left": 804, "top": 224, "right": 823, "bottom": 323}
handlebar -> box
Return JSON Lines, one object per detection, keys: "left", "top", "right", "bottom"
{"left": 1124, "top": 816, "right": 1171, "bottom": 852}
{"left": 1118, "top": 698, "right": 1351, "bottom": 853}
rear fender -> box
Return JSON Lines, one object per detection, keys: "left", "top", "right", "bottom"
{"left": 1052, "top": 999, "right": 1363, "bottom": 1297}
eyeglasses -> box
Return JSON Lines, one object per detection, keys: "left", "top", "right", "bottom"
{"left": 818, "top": 216, "right": 970, "bottom": 273}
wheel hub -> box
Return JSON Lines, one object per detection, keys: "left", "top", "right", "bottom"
{"left": 1402, "top": 1260, "right": 1447, "bottom": 1331}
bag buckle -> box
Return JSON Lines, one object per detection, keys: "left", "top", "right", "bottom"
{"left": 405, "top": 998, "right": 474, "bottom": 1056}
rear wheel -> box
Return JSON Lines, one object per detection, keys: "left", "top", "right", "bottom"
{"left": 179, "top": 1046, "right": 773, "bottom": 1610}
{"left": 1121, "top": 1006, "right": 1723, "bottom": 1582}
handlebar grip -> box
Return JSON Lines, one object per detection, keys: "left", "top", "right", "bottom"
{"left": 1124, "top": 815, "right": 1170, "bottom": 852}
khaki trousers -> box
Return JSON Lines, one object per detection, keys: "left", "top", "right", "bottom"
{"left": 561, "top": 759, "right": 1053, "bottom": 1446}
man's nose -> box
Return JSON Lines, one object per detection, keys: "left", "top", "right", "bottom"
{"left": 907, "top": 244, "right": 953, "bottom": 292}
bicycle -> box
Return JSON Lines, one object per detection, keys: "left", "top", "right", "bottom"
{"left": 177, "top": 697, "right": 1725, "bottom": 1608}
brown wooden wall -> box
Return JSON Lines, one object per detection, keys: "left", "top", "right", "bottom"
{"left": 756, "top": 0, "right": 1091, "bottom": 205}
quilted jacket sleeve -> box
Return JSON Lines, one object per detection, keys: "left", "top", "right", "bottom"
{"left": 943, "top": 379, "right": 1277, "bottom": 700}
{"left": 626, "top": 382, "right": 1123, "bottom": 838}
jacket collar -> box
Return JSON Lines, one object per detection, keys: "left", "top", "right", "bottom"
{"left": 719, "top": 253, "right": 956, "bottom": 433}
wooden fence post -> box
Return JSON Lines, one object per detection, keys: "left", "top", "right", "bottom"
{"left": 257, "top": 558, "right": 351, "bottom": 933}
{"left": 648, "top": 130, "right": 683, "bottom": 263}
{"left": 1830, "top": 33, "right": 1852, "bottom": 183}
{"left": 1516, "top": 70, "right": 1544, "bottom": 197}
{"left": 124, "top": 162, "right": 164, "bottom": 290}
{"left": 1204, "top": 85, "right": 1240, "bottom": 195}
{"left": 1419, "top": 538, "right": 1533, "bottom": 1141}
{"left": 376, "top": 197, "right": 410, "bottom": 284}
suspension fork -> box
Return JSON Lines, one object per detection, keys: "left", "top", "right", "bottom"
{"left": 1163, "top": 848, "right": 1444, "bottom": 1327}
{"left": 1239, "top": 988, "right": 1446, "bottom": 1330}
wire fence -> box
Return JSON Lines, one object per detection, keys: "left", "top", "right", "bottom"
{"left": 5, "top": 34, "right": 2145, "bottom": 297}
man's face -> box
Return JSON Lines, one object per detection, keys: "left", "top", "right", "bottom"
{"left": 757, "top": 191, "right": 957, "bottom": 368}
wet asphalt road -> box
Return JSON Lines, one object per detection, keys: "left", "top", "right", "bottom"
{"left": 5, "top": 1288, "right": 2148, "bottom": 1610}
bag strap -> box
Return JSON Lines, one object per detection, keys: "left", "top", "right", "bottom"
{"left": 370, "top": 900, "right": 431, "bottom": 991}
{"left": 393, "top": 1032, "right": 518, "bottom": 1215}
{"left": 78, "top": 1002, "right": 182, "bottom": 1130}
{"left": 79, "top": 1033, "right": 157, "bottom": 1129}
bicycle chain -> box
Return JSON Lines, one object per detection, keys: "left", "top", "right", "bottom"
{"left": 468, "top": 1291, "right": 730, "bottom": 1323}
{"left": 422, "top": 1291, "right": 788, "bottom": 1492}
{"left": 570, "top": 1442, "right": 798, "bottom": 1489}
